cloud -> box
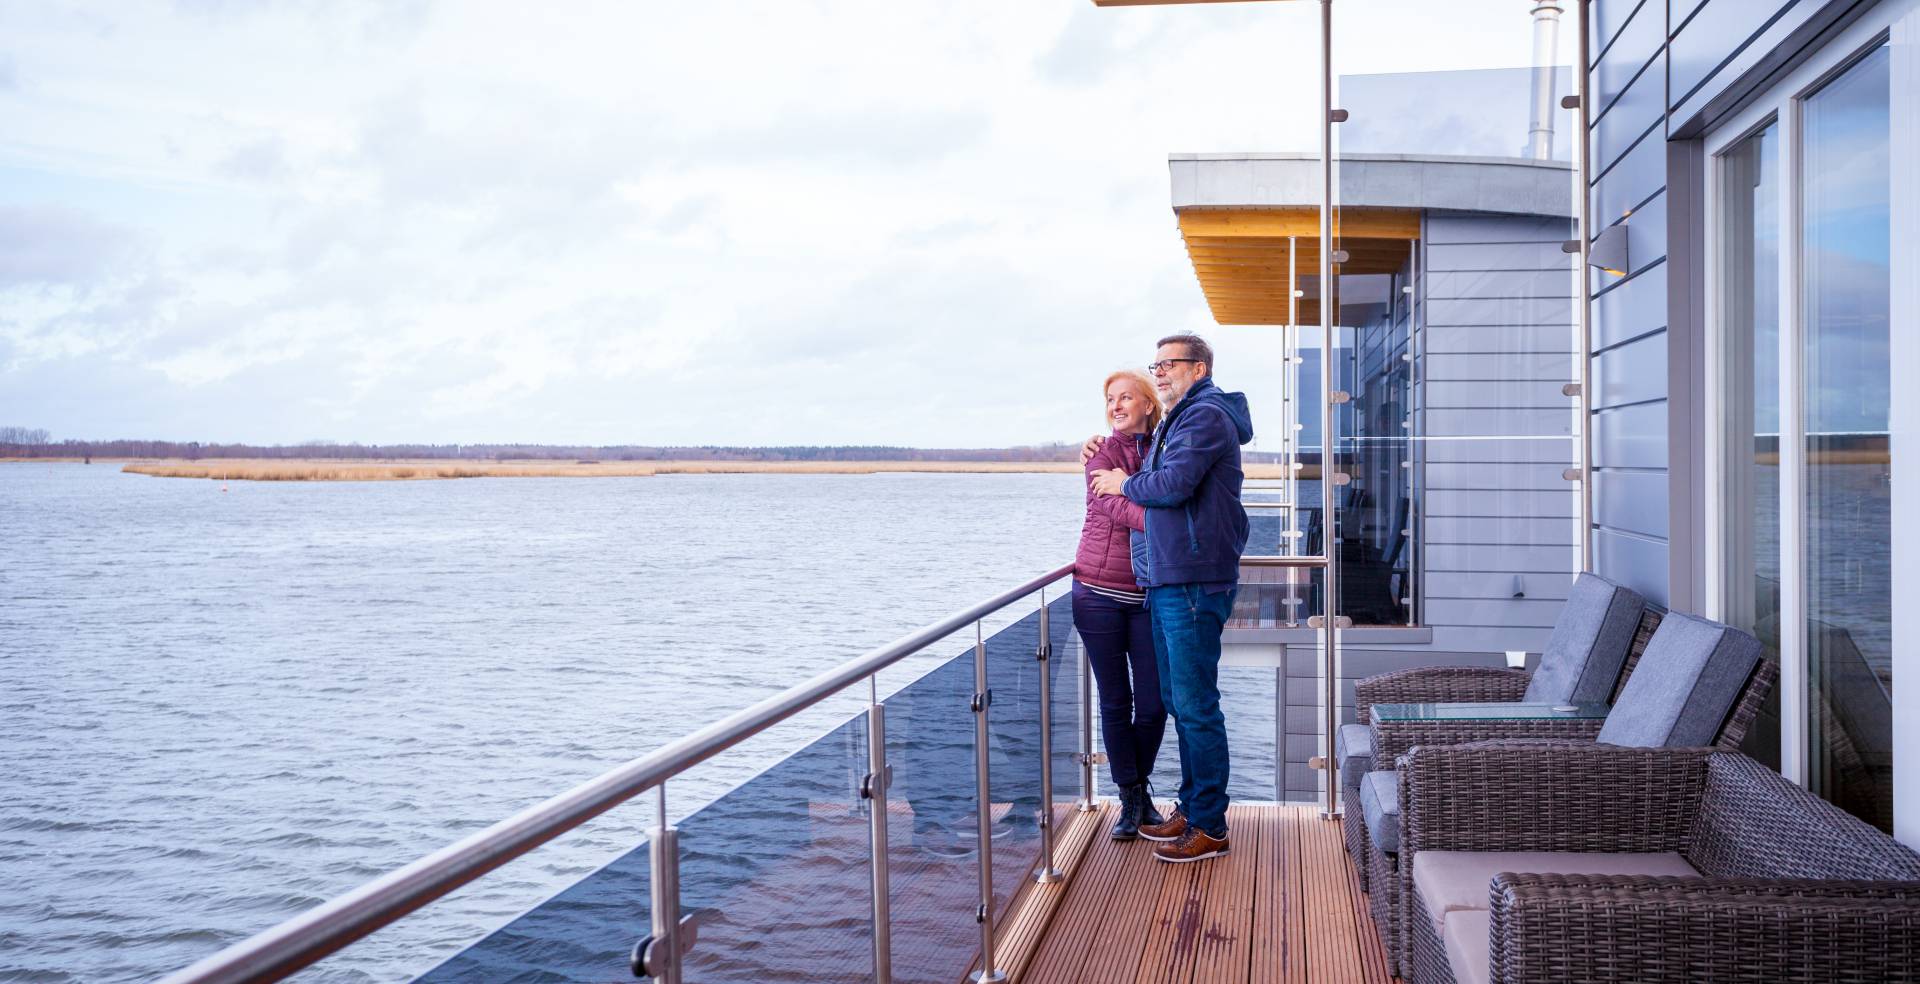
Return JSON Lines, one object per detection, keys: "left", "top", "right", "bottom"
{"left": 0, "top": 0, "right": 1568, "bottom": 446}
{"left": 0, "top": 206, "right": 140, "bottom": 289}
{"left": 1035, "top": 5, "right": 1131, "bottom": 87}
{"left": 217, "top": 136, "right": 291, "bottom": 182}
{"left": 680, "top": 107, "right": 991, "bottom": 169}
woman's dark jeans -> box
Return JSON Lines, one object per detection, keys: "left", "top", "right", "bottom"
{"left": 1071, "top": 580, "right": 1166, "bottom": 788}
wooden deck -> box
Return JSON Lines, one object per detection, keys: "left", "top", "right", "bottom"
{"left": 976, "top": 802, "right": 1398, "bottom": 983}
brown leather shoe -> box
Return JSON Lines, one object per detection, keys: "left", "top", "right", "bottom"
{"left": 1137, "top": 806, "right": 1187, "bottom": 843}
{"left": 1153, "top": 826, "right": 1229, "bottom": 863}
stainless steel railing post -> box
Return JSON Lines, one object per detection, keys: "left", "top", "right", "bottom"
{"left": 1574, "top": 0, "right": 1595, "bottom": 575}
{"left": 1076, "top": 622, "right": 1097, "bottom": 813}
{"left": 1032, "top": 590, "right": 1064, "bottom": 884}
{"left": 968, "top": 621, "right": 1006, "bottom": 984}
{"left": 645, "top": 785, "right": 682, "bottom": 984}
{"left": 155, "top": 564, "right": 1078, "bottom": 984}
{"left": 864, "top": 676, "right": 893, "bottom": 984}
{"left": 1317, "top": 0, "right": 1344, "bottom": 821}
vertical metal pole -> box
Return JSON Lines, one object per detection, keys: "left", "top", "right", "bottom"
{"left": 1574, "top": 0, "right": 1595, "bottom": 575}
{"left": 969, "top": 621, "right": 1006, "bottom": 984}
{"left": 1274, "top": 665, "right": 1285, "bottom": 803}
{"left": 1318, "top": 0, "right": 1344, "bottom": 820}
{"left": 1076, "top": 622, "right": 1097, "bottom": 812}
{"left": 865, "top": 677, "right": 893, "bottom": 984}
{"left": 647, "top": 785, "right": 682, "bottom": 984}
{"left": 1409, "top": 239, "right": 1425, "bottom": 626}
{"left": 1288, "top": 235, "right": 1302, "bottom": 566}
{"left": 1033, "top": 589, "right": 1065, "bottom": 883}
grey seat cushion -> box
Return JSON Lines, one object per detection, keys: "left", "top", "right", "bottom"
{"left": 1359, "top": 769, "right": 1399, "bottom": 853}
{"left": 1442, "top": 909, "right": 1493, "bottom": 984}
{"left": 1598, "top": 612, "right": 1763, "bottom": 748}
{"left": 1522, "top": 573, "right": 1647, "bottom": 703}
{"left": 1336, "top": 723, "right": 1374, "bottom": 788}
{"left": 1411, "top": 849, "right": 1700, "bottom": 935}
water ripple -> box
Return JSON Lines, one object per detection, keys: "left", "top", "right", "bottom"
{"left": 0, "top": 465, "right": 1082, "bottom": 983}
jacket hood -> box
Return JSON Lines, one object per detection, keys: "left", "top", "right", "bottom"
{"left": 1176, "top": 377, "right": 1254, "bottom": 446}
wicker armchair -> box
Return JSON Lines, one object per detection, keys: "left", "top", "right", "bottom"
{"left": 1364, "top": 608, "right": 1664, "bottom": 765}
{"left": 1339, "top": 574, "right": 1650, "bottom": 891}
{"left": 1357, "top": 612, "right": 1778, "bottom": 976}
{"left": 1397, "top": 743, "right": 1920, "bottom": 984}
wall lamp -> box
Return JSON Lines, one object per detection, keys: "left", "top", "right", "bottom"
{"left": 1565, "top": 222, "right": 1629, "bottom": 276}
{"left": 1588, "top": 223, "right": 1630, "bottom": 276}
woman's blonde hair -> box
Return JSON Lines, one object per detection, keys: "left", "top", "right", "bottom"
{"left": 1101, "top": 369, "right": 1164, "bottom": 434}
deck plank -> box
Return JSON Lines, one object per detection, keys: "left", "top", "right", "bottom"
{"left": 1342, "top": 815, "right": 1395, "bottom": 984}
{"left": 1080, "top": 837, "right": 1163, "bottom": 983}
{"left": 1021, "top": 804, "right": 1127, "bottom": 981}
{"left": 1014, "top": 803, "right": 1395, "bottom": 984}
{"left": 1131, "top": 844, "right": 1209, "bottom": 984}
{"left": 1274, "top": 806, "right": 1309, "bottom": 984}
{"left": 1249, "top": 807, "right": 1281, "bottom": 984}
{"left": 1302, "top": 809, "right": 1365, "bottom": 982}
{"left": 1189, "top": 804, "right": 1257, "bottom": 982}
{"left": 976, "top": 804, "right": 1105, "bottom": 981}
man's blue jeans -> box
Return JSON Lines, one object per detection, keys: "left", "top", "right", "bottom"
{"left": 1147, "top": 583, "right": 1236, "bottom": 837}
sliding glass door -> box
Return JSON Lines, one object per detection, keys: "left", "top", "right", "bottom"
{"left": 1801, "top": 44, "right": 1893, "bottom": 831}
{"left": 1711, "top": 13, "right": 1906, "bottom": 832}
{"left": 1716, "top": 122, "right": 1783, "bottom": 770}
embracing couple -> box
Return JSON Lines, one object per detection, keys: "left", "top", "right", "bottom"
{"left": 1073, "top": 333, "right": 1252, "bottom": 864}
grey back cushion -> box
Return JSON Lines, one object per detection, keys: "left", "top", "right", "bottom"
{"left": 1522, "top": 573, "right": 1647, "bottom": 703}
{"left": 1598, "top": 613, "right": 1763, "bottom": 748}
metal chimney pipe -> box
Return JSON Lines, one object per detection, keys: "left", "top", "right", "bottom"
{"left": 1527, "top": 0, "right": 1563, "bottom": 160}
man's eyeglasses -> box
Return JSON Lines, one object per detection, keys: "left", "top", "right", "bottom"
{"left": 1147, "top": 358, "right": 1199, "bottom": 375}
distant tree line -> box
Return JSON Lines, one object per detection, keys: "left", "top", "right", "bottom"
{"left": 0, "top": 426, "right": 50, "bottom": 446}
{"left": 0, "top": 430, "right": 1287, "bottom": 464}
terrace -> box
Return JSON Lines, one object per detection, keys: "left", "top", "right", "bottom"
{"left": 154, "top": 0, "right": 1915, "bottom": 982}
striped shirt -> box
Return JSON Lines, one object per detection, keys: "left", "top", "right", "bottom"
{"left": 1082, "top": 582, "right": 1147, "bottom": 606}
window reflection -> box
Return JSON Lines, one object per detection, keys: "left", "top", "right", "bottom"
{"left": 1802, "top": 44, "right": 1892, "bottom": 832}
{"left": 1720, "top": 121, "right": 1783, "bottom": 769}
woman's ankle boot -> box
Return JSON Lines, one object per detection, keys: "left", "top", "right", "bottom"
{"left": 1136, "top": 783, "right": 1165, "bottom": 828}
{"left": 1111, "top": 784, "right": 1143, "bottom": 840}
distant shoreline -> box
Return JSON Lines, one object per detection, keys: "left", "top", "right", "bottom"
{"left": 105, "top": 458, "right": 1094, "bottom": 481}
{"left": 3, "top": 457, "right": 1295, "bottom": 481}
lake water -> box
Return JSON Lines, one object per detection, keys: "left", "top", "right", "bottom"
{"left": 1, "top": 464, "right": 1102, "bottom": 983}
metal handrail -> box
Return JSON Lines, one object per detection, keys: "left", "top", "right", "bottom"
{"left": 158, "top": 561, "right": 1078, "bottom": 984}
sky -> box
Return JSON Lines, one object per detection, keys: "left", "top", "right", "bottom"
{"left": 0, "top": 1, "right": 1573, "bottom": 448}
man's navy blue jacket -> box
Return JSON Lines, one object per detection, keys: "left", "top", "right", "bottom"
{"left": 1122, "top": 376, "right": 1254, "bottom": 588}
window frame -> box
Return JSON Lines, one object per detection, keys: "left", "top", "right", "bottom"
{"left": 1701, "top": 0, "right": 1914, "bottom": 808}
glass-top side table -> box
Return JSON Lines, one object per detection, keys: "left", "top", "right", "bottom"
{"left": 1367, "top": 701, "right": 1613, "bottom": 763}
{"left": 1370, "top": 701, "right": 1610, "bottom": 722}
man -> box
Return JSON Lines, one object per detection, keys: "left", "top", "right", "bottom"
{"left": 1089, "top": 333, "right": 1251, "bottom": 863}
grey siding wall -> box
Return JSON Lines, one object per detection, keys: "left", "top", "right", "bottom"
{"left": 1585, "top": 0, "right": 1858, "bottom": 608}
{"left": 1589, "top": 0, "right": 1678, "bottom": 606}
{"left": 1274, "top": 210, "right": 1579, "bottom": 803}
{"left": 1420, "top": 211, "right": 1580, "bottom": 649}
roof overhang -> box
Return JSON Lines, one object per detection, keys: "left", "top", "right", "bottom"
{"left": 1177, "top": 208, "right": 1417, "bottom": 326}
{"left": 1170, "top": 153, "right": 1575, "bottom": 325}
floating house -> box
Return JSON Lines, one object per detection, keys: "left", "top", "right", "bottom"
{"left": 160, "top": 0, "right": 1917, "bottom": 982}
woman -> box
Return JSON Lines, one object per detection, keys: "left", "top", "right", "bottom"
{"left": 1073, "top": 369, "right": 1168, "bottom": 840}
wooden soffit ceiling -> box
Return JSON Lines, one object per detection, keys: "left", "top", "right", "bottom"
{"left": 1176, "top": 207, "right": 1419, "bottom": 326}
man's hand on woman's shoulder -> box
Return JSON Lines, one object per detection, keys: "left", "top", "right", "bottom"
{"left": 1080, "top": 434, "right": 1105, "bottom": 465}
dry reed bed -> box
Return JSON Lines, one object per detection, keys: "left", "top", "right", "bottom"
{"left": 120, "top": 459, "right": 1289, "bottom": 482}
